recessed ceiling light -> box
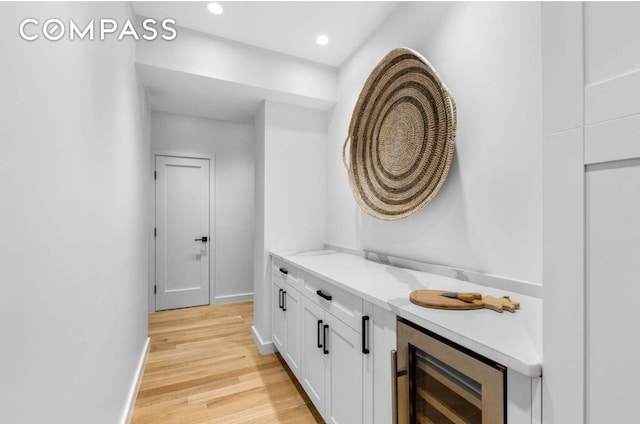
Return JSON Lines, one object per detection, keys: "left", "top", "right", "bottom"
{"left": 316, "top": 35, "right": 329, "bottom": 46}
{"left": 207, "top": 2, "right": 224, "bottom": 15}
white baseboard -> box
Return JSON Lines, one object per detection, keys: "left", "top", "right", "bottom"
{"left": 251, "top": 325, "right": 275, "bottom": 355}
{"left": 214, "top": 292, "right": 254, "bottom": 304}
{"left": 121, "top": 337, "right": 150, "bottom": 424}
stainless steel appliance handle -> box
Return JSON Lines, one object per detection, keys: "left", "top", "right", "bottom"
{"left": 391, "top": 349, "right": 398, "bottom": 424}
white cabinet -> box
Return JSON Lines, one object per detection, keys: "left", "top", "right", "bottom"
{"left": 585, "top": 158, "right": 640, "bottom": 422}
{"left": 283, "top": 286, "right": 301, "bottom": 377}
{"left": 273, "top": 256, "right": 396, "bottom": 424}
{"left": 272, "top": 266, "right": 301, "bottom": 379}
{"left": 362, "top": 301, "right": 397, "bottom": 424}
{"left": 300, "top": 297, "right": 327, "bottom": 412}
{"left": 272, "top": 274, "right": 286, "bottom": 353}
{"left": 298, "top": 266, "right": 363, "bottom": 330}
{"left": 324, "top": 312, "right": 363, "bottom": 424}
{"left": 272, "top": 253, "right": 541, "bottom": 423}
{"left": 300, "top": 295, "right": 363, "bottom": 424}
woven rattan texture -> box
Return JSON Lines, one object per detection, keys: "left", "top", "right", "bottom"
{"left": 343, "top": 47, "right": 457, "bottom": 220}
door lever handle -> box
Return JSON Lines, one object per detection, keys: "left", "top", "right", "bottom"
{"left": 194, "top": 236, "right": 208, "bottom": 242}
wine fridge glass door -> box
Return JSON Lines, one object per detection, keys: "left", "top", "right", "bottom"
{"left": 411, "top": 347, "right": 482, "bottom": 423}
{"left": 395, "top": 319, "right": 506, "bottom": 424}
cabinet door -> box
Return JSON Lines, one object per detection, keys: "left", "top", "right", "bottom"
{"left": 586, "top": 159, "right": 640, "bottom": 422}
{"left": 283, "top": 285, "right": 302, "bottom": 379}
{"left": 372, "top": 306, "right": 397, "bottom": 424}
{"left": 301, "top": 297, "right": 327, "bottom": 414}
{"left": 363, "top": 302, "right": 397, "bottom": 424}
{"left": 272, "top": 279, "right": 286, "bottom": 353}
{"left": 325, "top": 313, "right": 363, "bottom": 424}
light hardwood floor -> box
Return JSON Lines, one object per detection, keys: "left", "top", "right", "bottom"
{"left": 131, "top": 301, "right": 323, "bottom": 424}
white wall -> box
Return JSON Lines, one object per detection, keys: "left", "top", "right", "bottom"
{"left": 253, "top": 101, "right": 328, "bottom": 350}
{"left": 136, "top": 24, "right": 337, "bottom": 104}
{"left": 253, "top": 104, "right": 268, "bottom": 349}
{"left": 151, "top": 111, "right": 255, "bottom": 307}
{"left": 264, "top": 102, "right": 328, "bottom": 253}
{"left": 327, "top": 2, "right": 543, "bottom": 284}
{"left": 0, "top": 3, "right": 149, "bottom": 423}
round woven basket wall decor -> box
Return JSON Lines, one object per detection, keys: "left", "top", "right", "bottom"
{"left": 342, "top": 47, "right": 457, "bottom": 220}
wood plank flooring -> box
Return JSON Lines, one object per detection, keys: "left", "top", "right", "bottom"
{"left": 131, "top": 301, "right": 323, "bottom": 424}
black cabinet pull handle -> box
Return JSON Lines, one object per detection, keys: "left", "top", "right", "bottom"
{"left": 362, "top": 315, "right": 370, "bottom": 354}
{"left": 282, "top": 290, "right": 287, "bottom": 311}
{"left": 279, "top": 267, "right": 288, "bottom": 275}
{"left": 278, "top": 289, "right": 283, "bottom": 309}
{"left": 317, "top": 320, "right": 323, "bottom": 348}
{"left": 194, "top": 236, "right": 208, "bottom": 242}
{"left": 316, "top": 290, "right": 332, "bottom": 301}
{"left": 323, "top": 324, "right": 329, "bottom": 355}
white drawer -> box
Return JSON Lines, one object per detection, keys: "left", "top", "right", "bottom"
{"left": 272, "top": 256, "right": 363, "bottom": 331}
{"left": 272, "top": 258, "right": 296, "bottom": 286}
{"left": 297, "top": 268, "right": 363, "bottom": 332}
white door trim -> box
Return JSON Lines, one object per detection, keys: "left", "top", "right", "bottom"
{"left": 149, "top": 151, "right": 216, "bottom": 312}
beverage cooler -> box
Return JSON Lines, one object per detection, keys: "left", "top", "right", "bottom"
{"left": 392, "top": 318, "right": 506, "bottom": 424}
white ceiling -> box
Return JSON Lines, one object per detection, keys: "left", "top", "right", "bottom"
{"left": 132, "top": 1, "right": 398, "bottom": 67}
{"left": 137, "top": 63, "right": 336, "bottom": 122}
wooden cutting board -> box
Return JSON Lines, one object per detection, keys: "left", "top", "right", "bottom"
{"left": 410, "top": 289, "right": 484, "bottom": 310}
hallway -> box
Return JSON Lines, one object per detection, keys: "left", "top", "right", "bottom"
{"left": 131, "top": 302, "right": 322, "bottom": 423}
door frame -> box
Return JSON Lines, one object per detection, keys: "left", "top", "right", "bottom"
{"left": 149, "top": 151, "right": 216, "bottom": 312}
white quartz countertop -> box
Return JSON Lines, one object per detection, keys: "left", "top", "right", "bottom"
{"left": 271, "top": 249, "right": 542, "bottom": 377}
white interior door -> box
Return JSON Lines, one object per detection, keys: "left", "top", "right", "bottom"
{"left": 155, "top": 155, "right": 210, "bottom": 311}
